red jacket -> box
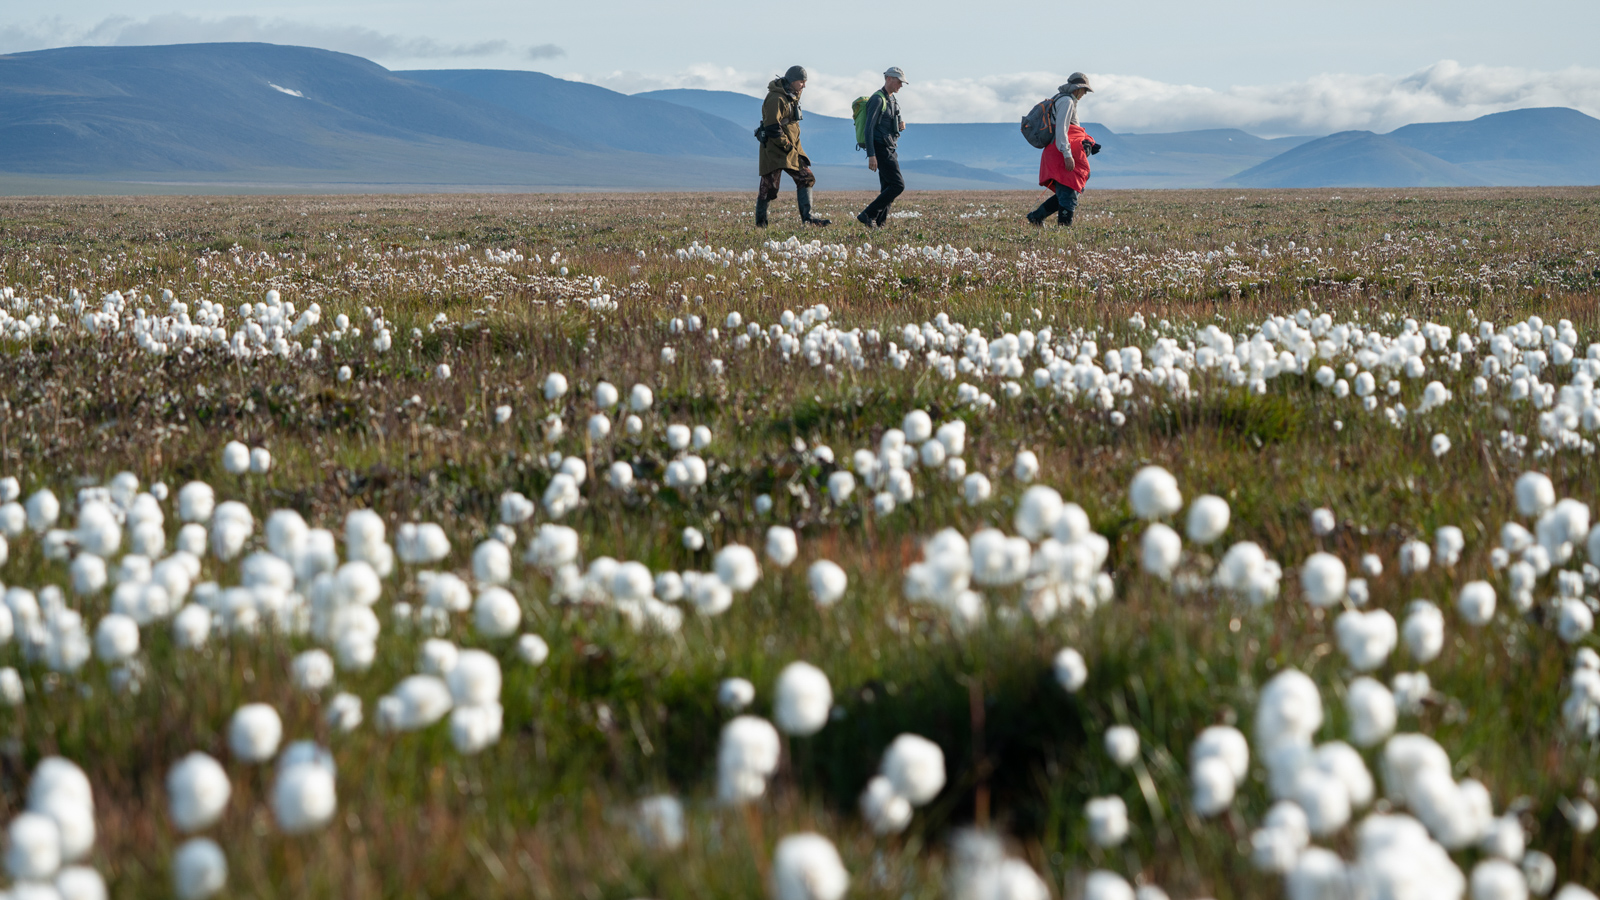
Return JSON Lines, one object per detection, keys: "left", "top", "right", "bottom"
{"left": 1039, "top": 123, "right": 1093, "bottom": 192}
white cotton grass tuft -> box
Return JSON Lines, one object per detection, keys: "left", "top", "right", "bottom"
{"left": 1085, "top": 869, "right": 1136, "bottom": 900}
{"left": 765, "top": 526, "right": 799, "bottom": 567}
{"left": 634, "top": 794, "right": 685, "bottom": 851}
{"left": 1013, "top": 450, "right": 1040, "bottom": 482}
{"left": 1470, "top": 860, "right": 1528, "bottom": 900}
{"left": 1191, "top": 755, "right": 1237, "bottom": 817}
{"left": 963, "top": 472, "right": 992, "bottom": 506}
{"left": 1104, "top": 725, "right": 1140, "bottom": 767}
{"left": 716, "top": 715, "right": 781, "bottom": 804}
{"left": 1140, "top": 523, "right": 1182, "bottom": 580}
{"left": 1213, "top": 542, "right": 1283, "bottom": 606}
{"left": 543, "top": 372, "right": 568, "bottom": 400}
{"left": 1436, "top": 526, "right": 1465, "bottom": 566}
{"left": 1015, "top": 486, "right": 1063, "bottom": 541}
{"left": 377, "top": 675, "right": 453, "bottom": 732}
{"left": 1300, "top": 553, "right": 1347, "bottom": 607}
{"left": 7, "top": 811, "right": 61, "bottom": 881}
{"left": 827, "top": 470, "right": 855, "bottom": 503}
{"left": 807, "top": 560, "right": 848, "bottom": 607}
{"left": 446, "top": 649, "right": 502, "bottom": 708}
{"left": 1087, "top": 795, "right": 1130, "bottom": 847}
{"left": 1398, "top": 540, "right": 1431, "bottom": 575}
{"left": 1558, "top": 599, "right": 1593, "bottom": 643}
{"left": 770, "top": 832, "right": 849, "bottom": 900}
{"left": 1186, "top": 495, "right": 1231, "bottom": 544}
{"left": 1458, "top": 581, "right": 1497, "bottom": 626}
{"left": 221, "top": 441, "right": 250, "bottom": 475}
{"left": 629, "top": 383, "right": 653, "bottom": 412}
{"left": 773, "top": 661, "right": 833, "bottom": 736}
{"left": 474, "top": 587, "right": 522, "bottom": 637}
{"left": 227, "top": 704, "right": 283, "bottom": 763}
{"left": 1129, "top": 466, "right": 1182, "bottom": 520}
{"left": 1335, "top": 608, "right": 1398, "bottom": 671}
{"left": 1514, "top": 472, "right": 1555, "bottom": 518}
{"left": 1255, "top": 669, "right": 1323, "bottom": 752}
{"left": 515, "top": 634, "right": 550, "bottom": 666}
{"left": 714, "top": 544, "right": 761, "bottom": 592}
{"left": 1346, "top": 677, "right": 1398, "bottom": 747}
{"left": 93, "top": 613, "right": 140, "bottom": 663}
{"left": 1190, "top": 725, "right": 1249, "bottom": 818}
{"left": 167, "top": 752, "right": 232, "bottom": 833}
{"left": 326, "top": 692, "right": 363, "bottom": 734}
{"left": 396, "top": 523, "right": 450, "bottom": 565}
{"left": 470, "top": 534, "right": 508, "bottom": 586}
{"left": 1310, "top": 507, "right": 1336, "bottom": 536}
{"left": 718, "top": 677, "right": 755, "bottom": 711}
{"left": 860, "top": 775, "right": 913, "bottom": 835}
{"left": 1054, "top": 648, "right": 1088, "bottom": 693}
{"left": 57, "top": 865, "right": 108, "bottom": 900}
{"left": 1403, "top": 601, "right": 1446, "bottom": 662}
{"left": 26, "top": 487, "right": 61, "bottom": 532}
{"left": 173, "top": 836, "right": 227, "bottom": 900}
{"left": 880, "top": 733, "right": 946, "bottom": 806}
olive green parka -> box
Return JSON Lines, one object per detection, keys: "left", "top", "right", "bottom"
{"left": 758, "top": 78, "right": 808, "bottom": 175}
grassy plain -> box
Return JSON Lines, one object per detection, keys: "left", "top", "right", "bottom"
{"left": 0, "top": 187, "right": 1597, "bottom": 898}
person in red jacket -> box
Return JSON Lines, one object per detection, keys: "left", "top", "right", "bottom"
{"left": 1027, "top": 73, "right": 1098, "bottom": 227}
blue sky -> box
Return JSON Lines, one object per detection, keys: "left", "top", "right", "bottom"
{"left": 4, "top": 0, "right": 1598, "bottom": 133}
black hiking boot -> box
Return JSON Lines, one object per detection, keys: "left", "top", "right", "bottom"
{"left": 855, "top": 212, "right": 876, "bottom": 228}
{"left": 796, "top": 187, "right": 830, "bottom": 225}
{"left": 755, "top": 198, "right": 770, "bottom": 228}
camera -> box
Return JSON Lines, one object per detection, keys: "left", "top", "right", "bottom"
{"left": 1082, "top": 139, "right": 1102, "bottom": 155}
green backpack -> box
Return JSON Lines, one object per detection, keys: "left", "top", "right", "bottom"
{"left": 852, "top": 90, "right": 883, "bottom": 148}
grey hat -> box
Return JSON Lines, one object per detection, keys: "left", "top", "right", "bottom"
{"left": 783, "top": 65, "right": 809, "bottom": 84}
{"left": 1060, "top": 72, "right": 1093, "bottom": 93}
{"left": 884, "top": 66, "right": 908, "bottom": 83}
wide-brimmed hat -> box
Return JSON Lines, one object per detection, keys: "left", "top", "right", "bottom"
{"left": 1061, "top": 72, "right": 1093, "bottom": 93}
{"left": 884, "top": 66, "right": 908, "bottom": 84}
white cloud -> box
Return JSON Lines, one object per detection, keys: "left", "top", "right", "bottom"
{"left": 0, "top": 15, "right": 562, "bottom": 62}
{"left": 577, "top": 60, "right": 1600, "bottom": 135}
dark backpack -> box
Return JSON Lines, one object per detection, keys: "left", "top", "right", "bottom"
{"left": 1020, "top": 92, "right": 1066, "bottom": 149}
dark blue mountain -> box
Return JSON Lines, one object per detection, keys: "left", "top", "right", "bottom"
{"left": 0, "top": 43, "right": 598, "bottom": 174}
{"left": 1387, "top": 107, "right": 1600, "bottom": 185}
{"left": 1230, "top": 108, "right": 1600, "bottom": 187}
{"left": 397, "top": 70, "right": 751, "bottom": 159}
{"left": 1227, "top": 131, "right": 1486, "bottom": 188}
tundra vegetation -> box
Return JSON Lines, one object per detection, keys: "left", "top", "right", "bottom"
{"left": 0, "top": 187, "right": 1597, "bottom": 900}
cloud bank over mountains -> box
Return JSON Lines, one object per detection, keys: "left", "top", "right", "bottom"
{"left": 579, "top": 60, "right": 1600, "bottom": 136}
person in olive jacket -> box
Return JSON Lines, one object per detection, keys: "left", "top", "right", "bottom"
{"left": 756, "top": 65, "right": 830, "bottom": 227}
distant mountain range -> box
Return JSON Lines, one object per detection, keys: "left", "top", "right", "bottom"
{"left": 0, "top": 43, "right": 1595, "bottom": 193}
{"left": 1227, "top": 108, "right": 1600, "bottom": 187}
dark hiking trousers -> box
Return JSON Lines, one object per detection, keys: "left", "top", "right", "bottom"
{"left": 758, "top": 166, "right": 817, "bottom": 201}
{"left": 860, "top": 141, "right": 904, "bottom": 224}
{"left": 1028, "top": 185, "right": 1080, "bottom": 224}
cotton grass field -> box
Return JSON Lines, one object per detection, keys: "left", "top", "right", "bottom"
{"left": 0, "top": 187, "right": 1598, "bottom": 900}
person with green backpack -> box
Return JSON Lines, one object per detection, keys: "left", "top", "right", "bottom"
{"left": 756, "top": 65, "right": 830, "bottom": 227}
{"left": 852, "top": 67, "right": 907, "bottom": 228}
